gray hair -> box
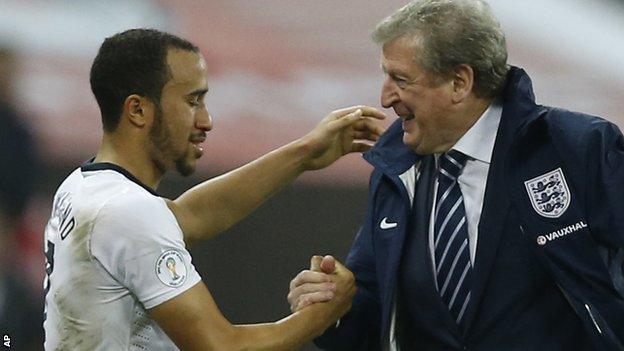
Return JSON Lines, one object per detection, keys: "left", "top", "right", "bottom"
{"left": 372, "top": 0, "right": 508, "bottom": 98}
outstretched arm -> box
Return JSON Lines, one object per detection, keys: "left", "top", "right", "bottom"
{"left": 168, "top": 106, "right": 385, "bottom": 244}
{"left": 149, "top": 259, "right": 356, "bottom": 351}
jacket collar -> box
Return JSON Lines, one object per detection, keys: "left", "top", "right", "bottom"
{"left": 363, "top": 118, "right": 420, "bottom": 176}
{"left": 498, "top": 66, "right": 547, "bottom": 132}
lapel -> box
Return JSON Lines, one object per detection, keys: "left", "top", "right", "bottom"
{"left": 462, "top": 68, "right": 548, "bottom": 333}
{"left": 412, "top": 156, "right": 436, "bottom": 286}
{"left": 460, "top": 107, "right": 514, "bottom": 333}
{"left": 378, "top": 174, "right": 411, "bottom": 306}
{"left": 365, "top": 118, "right": 421, "bottom": 312}
{"left": 364, "top": 121, "right": 420, "bottom": 339}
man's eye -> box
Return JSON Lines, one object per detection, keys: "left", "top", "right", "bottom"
{"left": 395, "top": 79, "right": 407, "bottom": 88}
{"left": 189, "top": 99, "right": 200, "bottom": 106}
{"left": 393, "top": 76, "right": 407, "bottom": 85}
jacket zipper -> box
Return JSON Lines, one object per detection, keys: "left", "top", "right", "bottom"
{"left": 584, "top": 303, "right": 603, "bottom": 335}
{"left": 556, "top": 281, "right": 603, "bottom": 336}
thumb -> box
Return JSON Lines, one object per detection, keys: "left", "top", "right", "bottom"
{"left": 320, "top": 255, "right": 336, "bottom": 274}
{"left": 333, "top": 259, "right": 350, "bottom": 274}
{"left": 310, "top": 255, "right": 323, "bottom": 271}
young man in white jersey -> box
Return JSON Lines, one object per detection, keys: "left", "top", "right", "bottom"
{"left": 43, "top": 29, "right": 385, "bottom": 350}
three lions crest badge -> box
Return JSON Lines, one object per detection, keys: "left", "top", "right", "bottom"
{"left": 524, "top": 168, "right": 570, "bottom": 218}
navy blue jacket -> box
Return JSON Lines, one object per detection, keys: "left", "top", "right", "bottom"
{"left": 315, "top": 67, "right": 624, "bottom": 350}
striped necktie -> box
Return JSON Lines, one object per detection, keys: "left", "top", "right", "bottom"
{"left": 433, "top": 150, "right": 473, "bottom": 326}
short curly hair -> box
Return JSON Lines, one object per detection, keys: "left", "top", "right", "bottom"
{"left": 373, "top": 0, "right": 508, "bottom": 98}
{"left": 90, "top": 29, "right": 199, "bottom": 132}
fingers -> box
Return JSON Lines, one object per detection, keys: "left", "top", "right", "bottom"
{"left": 320, "top": 255, "right": 336, "bottom": 274}
{"left": 333, "top": 259, "right": 349, "bottom": 274}
{"left": 348, "top": 118, "right": 386, "bottom": 153}
{"left": 327, "top": 105, "right": 386, "bottom": 121}
{"left": 331, "top": 109, "right": 364, "bottom": 131}
{"left": 352, "top": 131, "right": 380, "bottom": 141}
{"left": 290, "top": 282, "right": 336, "bottom": 297}
{"left": 352, "top": 118, "right": 386, "bottom": 136}
{"left": 288, "top": 268, "right": 336, "bottom": 311}
{"left": 329, "top": 261, "right": 356, "bottom": 313}
{"left": 331, "top": 110, "right": 388, "bottom": 137}
{"left": 289, "top": 269, "right": 331, "bottom": 291}
{"left": 333, "top": 260, "right": 355, "bottom": 286}
{"left": 350, "top": 142, "right": 374, "bottom": 153}
{"left": 288, "top": 257, "right": 352, "bottom": 313}
{"left": 295, "top": 291, "right": 335, "bottom": 311}
{"left": 288, "top": 282, "right": 336, "bottom": 310}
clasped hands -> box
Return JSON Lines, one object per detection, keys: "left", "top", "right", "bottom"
{"left": 288, "top": 255, "right": 355, "bottom": 322}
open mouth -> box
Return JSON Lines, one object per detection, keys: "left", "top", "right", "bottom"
{"left": 393, "top": 106, "right": 414, "bottom": 121}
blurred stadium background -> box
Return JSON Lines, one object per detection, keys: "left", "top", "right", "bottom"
{"left": 0, "top": 0, "right": 622, "bottom": 349}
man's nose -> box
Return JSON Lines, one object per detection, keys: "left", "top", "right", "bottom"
{"left": 380, "top": 76, "right": 398, "bottom": 108}
{"left": 196, "top": 109, "right": 213, "bottom": 132}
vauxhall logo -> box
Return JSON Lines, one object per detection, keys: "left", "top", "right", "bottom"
{"left": 536, "top": 220, "right": 588, "bottom": 246}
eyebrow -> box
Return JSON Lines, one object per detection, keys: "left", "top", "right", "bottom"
{"left": 388, "top": 70, "right": 409, "bottom": 81}
{"left": 188, "top": 88, "right": 209, "bottom": 97}
{"left": 381, "top": 65, "right": 409, "bottom": 80}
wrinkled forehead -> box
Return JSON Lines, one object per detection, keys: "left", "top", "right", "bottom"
{"left": 380, "top": 36, "right": 422, "bottom": 74}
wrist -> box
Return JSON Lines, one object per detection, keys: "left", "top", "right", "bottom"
{"left": 287, "top": 136, "right": 315, "bottom": 172}
{"left": 297, "top": 302, "right": 338, "bottom": 337}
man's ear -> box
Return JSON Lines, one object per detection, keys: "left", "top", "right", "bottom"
{"left": 123, "top": 94, "right": 154, "bottom": 128}
{"left": 451, "top": 64, "right": 475, "bottom": 103}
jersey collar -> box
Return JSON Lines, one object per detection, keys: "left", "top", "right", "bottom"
{"left": 81, "top": 160, "right": 160, "bottom": 197}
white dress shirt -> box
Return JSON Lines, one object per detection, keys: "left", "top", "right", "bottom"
{"left": 428, "top": 101, "right": 503, "bottom": 269}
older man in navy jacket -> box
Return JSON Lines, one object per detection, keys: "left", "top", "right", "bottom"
{"left": 288, "top": 0, "right": 624, "bottom": 350}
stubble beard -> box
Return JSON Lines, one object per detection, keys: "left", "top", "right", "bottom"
{"left": 149, "top": 106, "right": 195, "bottom": 177}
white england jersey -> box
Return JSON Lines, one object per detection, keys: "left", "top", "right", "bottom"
{"left": 43, "top": 162, "right": 202, "bottom": 350}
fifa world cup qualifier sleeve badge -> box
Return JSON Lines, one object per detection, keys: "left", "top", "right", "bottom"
{"left": 156, "top": 250, "right": 188, "bottom": 287}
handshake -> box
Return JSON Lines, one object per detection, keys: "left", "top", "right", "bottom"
{"left": 287, "top": 255, "right": 356, "bottom": 330}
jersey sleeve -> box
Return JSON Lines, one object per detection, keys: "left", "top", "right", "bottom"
{"left": 90, "top": 192, "right": 202, "bottom": 309}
